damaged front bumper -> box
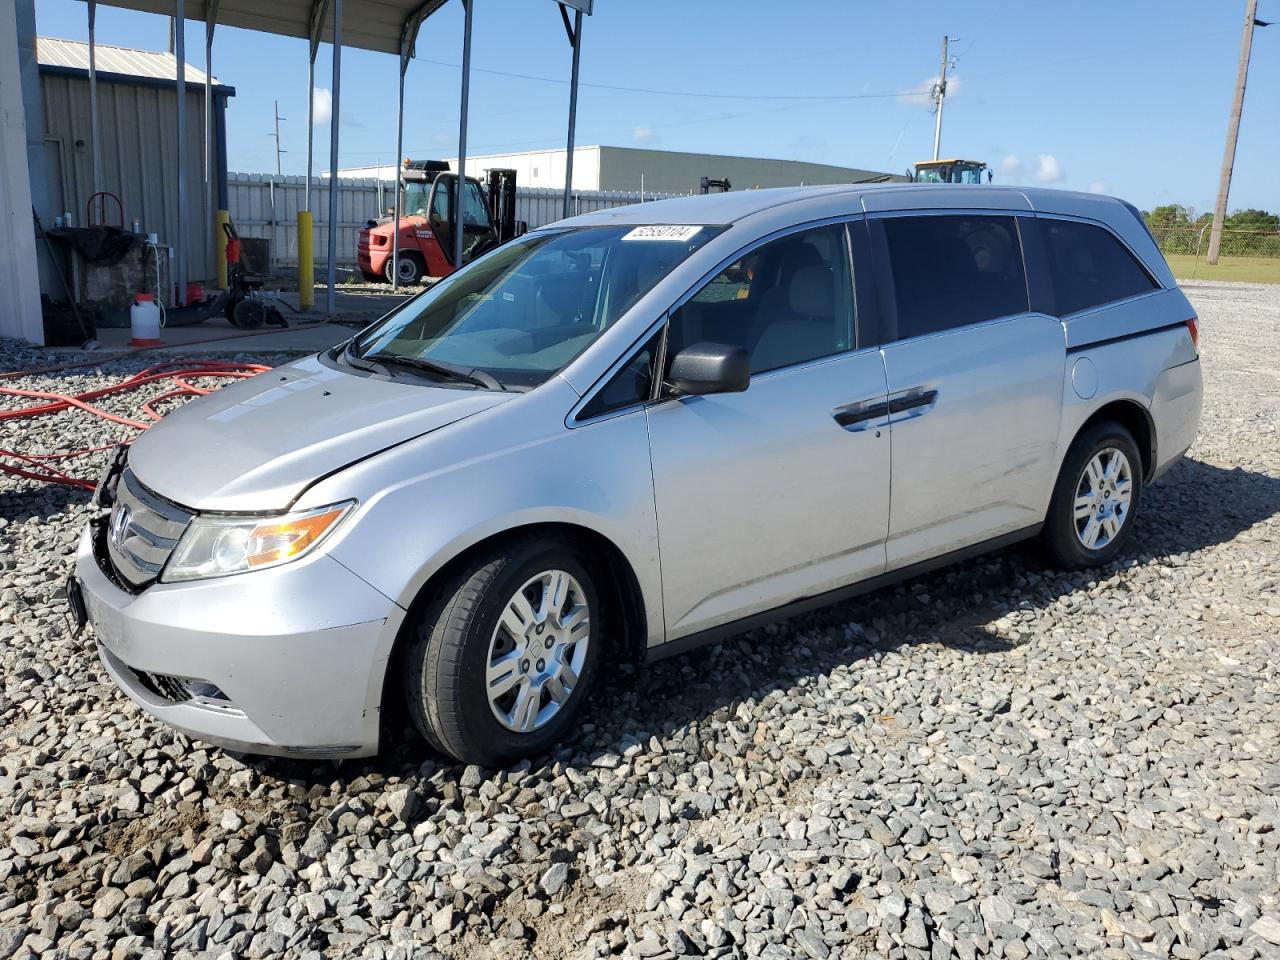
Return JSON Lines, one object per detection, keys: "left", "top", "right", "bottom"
{"left": 74, "top": 524, "right": 406, "bottom": 759}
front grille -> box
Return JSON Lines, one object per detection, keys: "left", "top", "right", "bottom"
{"left": 132, "top": 669, "right": 192, "bottom": 703}
{"left": 105, "top": 469, "right": 193, "bottom": 589}
{"left": 130, "top": 668, "right": 231, "bottom": 706}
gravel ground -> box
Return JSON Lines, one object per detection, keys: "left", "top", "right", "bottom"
{"left": 2, "top": 283, "right": 1279, "bottom": 960}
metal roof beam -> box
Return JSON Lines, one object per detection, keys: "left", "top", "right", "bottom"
{"left": 401, "top": 0, "right": 446, "bottom": 67}
{"left": 308, "top": 0, "right": 330, "bottom": 63}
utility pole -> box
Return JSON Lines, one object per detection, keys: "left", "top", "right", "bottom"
{"left": 1207, "top": 0, "right": 1263, "bottom": 264}
{"left": 270, "top": 100, "right": 287, "bottom": 176}
{"left": 931, "top": 36, "right": 957, "bottom": 162}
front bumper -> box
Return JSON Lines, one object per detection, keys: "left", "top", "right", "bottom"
{"left": 357, "top": 241, "right": 388, "bottom": 276}
{"left": 75, "top": 527, "right": 405, "bottom": 758}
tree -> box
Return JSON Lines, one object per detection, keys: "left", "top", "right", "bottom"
{"left": 1144, "top": 204, "right": 1193, "bottom": 230}
{"left": 1224, "top": 208, "right": 1279, "bottom": 232}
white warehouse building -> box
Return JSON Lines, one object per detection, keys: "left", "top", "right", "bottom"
{"left": 337, "top": 145, "right": 902, "bottom": 195}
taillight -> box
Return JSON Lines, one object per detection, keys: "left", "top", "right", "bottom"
{"left": 1186, "top": 317, "right": 1199, "bottom": 350}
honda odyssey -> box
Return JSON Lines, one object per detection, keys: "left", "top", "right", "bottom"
{"left": 70, "top": 184, "right": 1203, "bottom": 765}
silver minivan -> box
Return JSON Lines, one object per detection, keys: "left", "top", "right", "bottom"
{"left": 70, "top": 185, "right": 1203, "bottom": 765}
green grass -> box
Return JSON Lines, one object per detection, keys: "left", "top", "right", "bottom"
{"left": 1165, "top": 253, "right": 1280, "bottom": 284}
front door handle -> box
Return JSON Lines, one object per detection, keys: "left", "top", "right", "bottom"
{"left": 832, "top": 398, "right": 890, "bottom": 431}
{"left": 887, "top": 388, "right": 938, "bottom": 420}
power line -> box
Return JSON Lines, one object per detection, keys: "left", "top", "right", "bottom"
{"left": 417, "top": 57, "right": 926, "bottom": 102}
{"left": 343, "top": 94, "right": 859, "bottom": 159}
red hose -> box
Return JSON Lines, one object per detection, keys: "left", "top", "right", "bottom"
{"left": 0, "top": 360, "right": 269, "bottom": 490}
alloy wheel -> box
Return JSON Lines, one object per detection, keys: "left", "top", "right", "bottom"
{"left": 1073, "top": 447, "right": 1134, "bottom": 550}
{"left": 485, "top": 570, "right": 591, "bottom": 733}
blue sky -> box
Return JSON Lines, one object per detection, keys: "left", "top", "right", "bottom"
{"left": 37, "top": 0, "right": 1279, "bottom": 214}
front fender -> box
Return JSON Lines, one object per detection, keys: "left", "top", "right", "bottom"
{"left": 301, "top": 381, "right": 664, "bottom": 648}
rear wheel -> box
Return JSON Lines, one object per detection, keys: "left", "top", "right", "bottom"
{"left": 1041, "top": 421, "right": 1143, "bottom": 569}
{"left": 385, "top": 252, "right": 425, "bottom": 285}
{"left": 403, "top": 536, "right": 601, "bottom": 765}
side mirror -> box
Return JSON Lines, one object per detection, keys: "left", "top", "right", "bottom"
{"left": 667, "top": 342, "right": 750, "bottom": 396}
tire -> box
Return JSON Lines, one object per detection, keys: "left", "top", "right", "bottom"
{"left": 403, "top": 536, "right": 602, "bottom": 765}
{"left": 385, "top": 252, "right": 424, "bottom": 285}
{"left": 1041, "top": 421, "right": 1143, "bottom": 570}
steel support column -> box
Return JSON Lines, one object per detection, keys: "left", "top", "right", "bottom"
{"left": 454, "top": 0, "right": 473, "bottom": 272}
{"left": 305, "top": 0, "right": 329, "bottom": 214}
{"left": 392, "top": 1, "right": 444, "bottom": 290}
{"left": 326, "top": 0, "right": 342, "bottom": 313}
{"left": 560, "top": 5, "right": 582, "bottom": 219}
{"left": 301, "top": 0, "right": 329, "bottom": 311}
{"left": 87, "top": 0, "right": 100, "bottom": 202}
{"left": 392, "top": 52, "right": 407, "bottom": 290}
{"left": 174, "top": 0, "right": 187, "bottom": 306}
{"left": 204, "top": 0, "right": 219, "bottom": 284}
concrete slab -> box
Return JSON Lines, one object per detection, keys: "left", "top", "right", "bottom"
{"left": 83, "top": 286, "right": 416, "bottom": 356}
{"left": 89, "top": 318, "right": 356, "bottom": 355}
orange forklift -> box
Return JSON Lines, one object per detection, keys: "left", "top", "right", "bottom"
{"left": 358, "top": 160, "right": 523, "bottom": 283}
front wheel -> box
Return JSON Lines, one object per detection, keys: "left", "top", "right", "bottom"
{"left": 1041, "top": 421, "right": 1143, "bottom": 570}
{"left": 385, "top": 252, "right": 425, "bottom": 285}
{"left": 403, "top": 537, "right": 601, "bottom": 765}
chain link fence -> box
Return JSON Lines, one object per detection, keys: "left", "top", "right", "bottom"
{"left": 1148, "top": 225, "right": 1280, "bottom": 283}
{"left": 1150, "top": 226, "right": 1280, "bottom": 258}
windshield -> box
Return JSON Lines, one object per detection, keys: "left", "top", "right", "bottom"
{"left": 353, "top": 224, "right": 723, "bottom": 389}
{"left": 403, "top": 182, "right": 430, "bottom": 217}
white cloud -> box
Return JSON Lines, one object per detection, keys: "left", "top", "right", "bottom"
{"left": 998, "top": 154, "right": 1023, "bottom": 176}
{"left": 632, "top": 125, "right": 657, "bottom": 145}
{"left": 312, "top": 87, "right": 331, "bottom": 126}
{"left": 310, "top": 87, "right": 362, "bottom": 128}
{"left": 1033, "top": 154, "right": 1064, "bottom": 183}
{"left": 1087, "top": 181, "right": 1109, "bottom": 195}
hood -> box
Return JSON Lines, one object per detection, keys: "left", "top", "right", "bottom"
{"left": 128, "top": 354, "right": 510, "bottom": 512}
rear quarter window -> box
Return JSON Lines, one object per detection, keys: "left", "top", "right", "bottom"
{"left": 1038, "top": 218, "right": 1157, "bottom": 316}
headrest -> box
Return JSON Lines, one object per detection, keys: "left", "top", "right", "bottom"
{"left": 788, "top": 265, "right": 834, "bottom": 317}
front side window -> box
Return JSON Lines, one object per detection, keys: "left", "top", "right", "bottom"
{"left": 578, "top": 332, "right": 660, "bottom": 420}
{"left": 353, "top": 225, "right": 722, "bottom": 390}
{"left": 1038, "top": 218, "right": 1157, "bottom": 316}
{"left": 880, "top": 214, "right": 1028, "bottom": 341}
{"left": 667, "top": 224, "right": 854, "bottom": 377}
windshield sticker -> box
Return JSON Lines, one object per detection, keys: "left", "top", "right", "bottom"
{"left": 622, "top": 225, "right": 703, "bottom": 242}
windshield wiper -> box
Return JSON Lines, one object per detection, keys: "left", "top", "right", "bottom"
{"left": 341, "top": 342, "right": 394, "bottom": 377}
{"left": 374, "top": 354, "right": 507, "bottom": 391}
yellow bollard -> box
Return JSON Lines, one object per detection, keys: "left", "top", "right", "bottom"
{"left": 297, "top": 210, "right": 314, "bottom": 311}
{"left": 215, "top": 210, "right": 230, "bottom": 290}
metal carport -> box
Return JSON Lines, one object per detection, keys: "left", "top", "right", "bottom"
{"left": 79, "top": 0, "right": 592, "bottom": 313}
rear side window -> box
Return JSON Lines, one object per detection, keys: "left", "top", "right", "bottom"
{"left": 1038, "top": 218, "right": 1157, "bottom": 315}
{"left": 880, "top": 215, "right": 1028, "bottom": 341}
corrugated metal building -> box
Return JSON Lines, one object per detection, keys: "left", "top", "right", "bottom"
{"left": 338, "top": 146, "right": 902, "bottom": 194}
{"left": 35, "top": 37, "right": 234, "bottom": 287}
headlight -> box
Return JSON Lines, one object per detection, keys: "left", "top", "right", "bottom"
{"left": 162, "top": 501, "right": 355, "bottom": 582}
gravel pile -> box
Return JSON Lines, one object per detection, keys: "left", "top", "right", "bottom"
{"left": 2, "top": 283, "right": 1279, "bottom": 960}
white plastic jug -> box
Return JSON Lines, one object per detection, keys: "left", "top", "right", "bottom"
{"left": 130, "top": 293, "right": 164, "bottom": 346}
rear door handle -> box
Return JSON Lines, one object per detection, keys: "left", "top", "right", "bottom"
{"left": 832, "top": 398, "right": 890, "bottom": 431}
